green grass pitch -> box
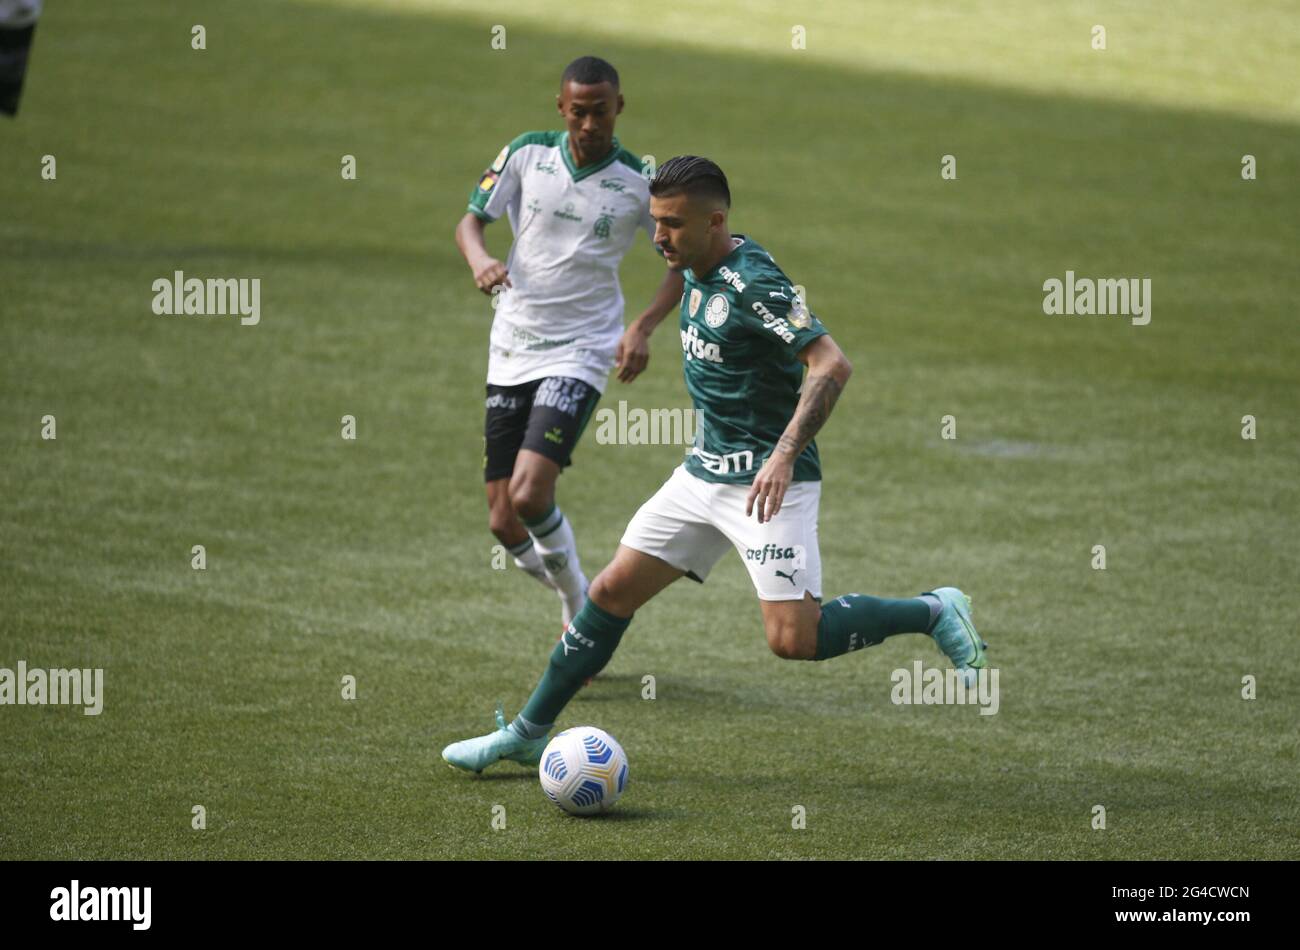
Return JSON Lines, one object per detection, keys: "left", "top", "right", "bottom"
{"left": 1, "top": 0, "right": 1297, "bottom": 859}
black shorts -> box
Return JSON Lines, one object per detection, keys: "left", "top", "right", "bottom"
{"left": 483, "top": 376, "right": 601, "bottom": 482}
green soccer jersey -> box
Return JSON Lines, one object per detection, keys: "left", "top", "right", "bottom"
{"left": 679, "top": 234, "right": 829, "bottom": 484}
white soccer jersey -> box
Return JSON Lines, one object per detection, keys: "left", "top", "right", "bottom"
{"left": 467, "top": 130, "right": 658, "bottom": 391}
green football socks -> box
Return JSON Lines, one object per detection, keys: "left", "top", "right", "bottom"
{"left": 507, "top": 592, "right": 936, "bottom": 738}
{"left": 813, "top": 593, "right": 940, "bottom": 660}
{"left": 511, "top": 600, "right": 630, "bottom": 737}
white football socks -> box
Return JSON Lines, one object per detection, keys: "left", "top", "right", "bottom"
{"left": 508, "top": 538, "right": 556, "bottom": 591}
{"left": 526, "top": 505, "right": 588, "bottom": 627}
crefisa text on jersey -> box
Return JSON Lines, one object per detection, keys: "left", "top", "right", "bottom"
{"left": 681, "top": 323, "right": 724, "bottom": 362}
{"left": 718, "top": 265, "right": 746, "bottom": 292}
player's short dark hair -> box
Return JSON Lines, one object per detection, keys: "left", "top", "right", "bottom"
{"left": 649, "top": 155, "right": 731, "bottom": 209}
{"left": 561, "top": 56, "right": 619, "bottom": 90}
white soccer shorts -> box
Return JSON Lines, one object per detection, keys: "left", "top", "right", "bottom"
{"left": 619, "top": 463, "right": 822, "bottom": 602}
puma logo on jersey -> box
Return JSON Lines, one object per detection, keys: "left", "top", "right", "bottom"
{"left": 775, "top": 568, "right": 800, "bottom": 586}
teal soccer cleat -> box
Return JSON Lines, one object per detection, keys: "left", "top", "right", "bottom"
{"left": 441, "top": 706, "right": 549, "bottom": 774}
{"left": 925, "top": 586, "right": 989, "bottom": 685}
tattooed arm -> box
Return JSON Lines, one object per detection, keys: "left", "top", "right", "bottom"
{"left": 774, "top": 335, "right": 852, "bottom": 460}
{"left": 746, "top": 335, "right": 853, "bottom": 523}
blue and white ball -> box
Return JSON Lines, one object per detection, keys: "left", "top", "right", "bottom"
{"left": 538, "top": 726, "right": 629, "bottom": 816}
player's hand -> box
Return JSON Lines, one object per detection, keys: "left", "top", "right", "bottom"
{"left": 746, "top": 454, "right": 795, "bottom": 524}
{"left": 615, "top": 324, "right": 651, "bottom": 383}
{"left": 473, "top": 258, "right": 511, "bottom": 296}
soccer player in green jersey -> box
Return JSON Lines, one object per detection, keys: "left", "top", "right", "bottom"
{"left": 443, "top": 156, "right": 988, "bottom": 772}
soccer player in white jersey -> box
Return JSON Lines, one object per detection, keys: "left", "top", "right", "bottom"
{"left": 455, "top": 57, "right": 684, "bottom": 628}
{"left": 443, "top": 156, "right": 990, "bottom": 773}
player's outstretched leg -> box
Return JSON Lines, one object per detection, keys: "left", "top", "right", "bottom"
{"left": 766, "top": 588, "right": 988, "bottom": 683}
{"left": 768, "top": 591, "right": 937, "bottom": 659}
{"left": 441, "top": 546, "right": 680, "bottom": 774}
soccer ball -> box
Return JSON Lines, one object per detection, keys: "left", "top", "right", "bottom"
{"left": 538, "top": 726, "right": 628, "bottom": 816}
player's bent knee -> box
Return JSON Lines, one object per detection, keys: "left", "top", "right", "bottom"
{"left": 508, "top": 478, "right": 553, "bottom": 521}
{"left": 764, "top": 617, "right": 817, "bottom": 661}
{"left": 767, "top": 635, "right": 806, "bottom": 661}
{"left": 486, "top": 496, "right": 519, "bottom": 539}
{"left": 487, "top": 511, "right": 517, "bottom": 540}
{"left": 587, "top": 570, "right": 633, "bottom": 618}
